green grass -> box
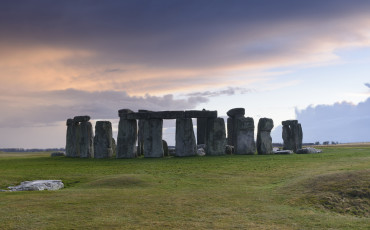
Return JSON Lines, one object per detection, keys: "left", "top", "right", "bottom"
{"left": 0, "top": 146, "right": 369, "bottom": 229}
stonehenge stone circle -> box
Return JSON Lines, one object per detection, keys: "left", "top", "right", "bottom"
{"left": 206, "top": 118, "right": 226, "bottom": 156}
{"left": 94, "top": 121, "right": 113, "bottom": 158}
{"left": 257, "top": 118, "right": 274, "bottom": 155}
{"left": 282, "top": 120, "right": 303, "bottom": 153}
{"left": 175, "top": 118, "right": 197, "bottom": 157}
{"left": 65, "top": 109, "right": 304, "bottom": 159}
{"left": 117, "top": 109, "right": 138, "bottom": 158}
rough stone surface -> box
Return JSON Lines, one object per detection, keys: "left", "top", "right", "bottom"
{"left": 143, "top": 119, "right": 164, "bottom": 158}
{"left": 185, "top": 110, "right": 217, "bottom": 118}
{"left": 73, "top": 115, "right": 90, "bottom": 122}
{"left": 234, "top": 117, "right": 256, "bottom": 155}
{"left": 117, "top": 118, "right": 137, "bottom": 158}
{"left": 126, "top": 110, "right": 217, "bottom": 120}
{"left": 7, "top": 180, "right": 64, "bottom": 191}
{"left": 94, "top": 121, "right": 113, "bottom": 158}
{"left": 206, "top": 118, "right": 226, "bottom": 156}
{"left": 175, "top": 118, "right": 197, "bottom": 157}
{"left": 227, "top": 108, "right": 245, "bottom": 118}
{"left": 79, "top": 121, "right": 94, "bottom": 158}
{"left": 225, "top": 145, "right": 234, "bottom": 155}
{"left": 282, "top": 120, "right": 303, "bottom": 153}
{"left": 257, "top": 118, "right": 274, "bottom": 155}
{"left": 296, "top": 147, "right": 322, "bottom": 154}
{"left": 274, "top": 150, "right": 294, "bottom": 154}
{"left": 112, "top": 138, "right": 117, "bottom": 156}
{"left": 65, "top": 118, "right": 74, "bottom": 157}
{"left": 66, "top": 119, "right": 80, "bottom": 157}
{"left": 50, "top": 152, "right": 65, "bottom": 157}
{"left": 137, "top": 119, "right": 145, "bottom": 156}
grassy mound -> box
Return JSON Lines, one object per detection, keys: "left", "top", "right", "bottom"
{"left": 296, "top": 170, "right": 369, "bottom": 217}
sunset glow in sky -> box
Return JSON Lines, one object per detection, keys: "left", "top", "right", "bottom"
{"left": 1, "top": 0, "right": 370, "bottom": 148}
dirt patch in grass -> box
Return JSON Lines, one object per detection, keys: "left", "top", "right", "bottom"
{"left": 87, "top": 175, "right": 150, "bottom": 189}
{"left": 296, "top": 170, "right": 370, "bottom": 217}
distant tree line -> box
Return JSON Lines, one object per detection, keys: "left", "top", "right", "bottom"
{"left": 0, "top": 148, "right": 65, "bottom": 152}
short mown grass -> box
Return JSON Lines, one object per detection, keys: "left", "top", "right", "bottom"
{"left": 0, "top": 146, "right": 369, "bottom": 229}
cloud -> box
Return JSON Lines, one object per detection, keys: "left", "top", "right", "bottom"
{"left": 1, "top": 1, "right": 370, "bottom": 96}
{"left": 186, "top": 87, "right": 253, "bottom": 98}
{"left": 295, "top": 98, "right": 370, "bottom": 143}
{"left": 365, "top": 83, "right": 370, "bottom": 88}
{"left": 0, "top": 89, "right": 208, "bottom": 128}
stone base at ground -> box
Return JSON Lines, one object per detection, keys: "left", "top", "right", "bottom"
{"left": 296, "top": 147, "right": 322, "bottom": 154}
{"left": 50, "top": 152, "right": 65, "bottom": 157}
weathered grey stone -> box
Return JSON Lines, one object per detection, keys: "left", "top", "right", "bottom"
{"left": 296, "top": 147, "right": 322, "bottom": 154}
{"left": 94, "top": 121, "right": 113, "bottom": 158}
{"left": 225, "top": 145, "right": 234, "bottom": 155}
{"left": 196, "top": 148, "right": 206, "bottom": 156}
{"left": 227, "top": 108, "right": 245, "bottom": 118}
{"left": 257, "top": 118, "right": 274, "bottom": 155}
{"left": 175, "top": 118, "right": 197, "bottom": 157}
{"left": 66, "top": 120, "right": 81, "bottom": 158}
{"left": 118, "top": 109, "right": 134, "bottom": 119}
{"left": 227, "top": 117, "right": 234, "bottom": 145}
{"left": 117, "top": 117, "right": 137, "bottom": 158}
{"left": 197, "top": 112, "right": 207, "bottom": 145}
{"left": 112, "top": 138, "right": 117, "bottom": 157}
{"left": 79, "top": 121, "right": 94, "bottom": 158}
{"left": 7, "top": 180, "right": 64, "bottom": 191}
{"left": 282, "top": 120, "right": 303, "bottom": 153}
{"left": 143, "top": 119, "right": 164, "bottom": 158}
{"left": 73, "top": 115, "right": 90, "bottom": 122}
{"left": 65, "top": 118, "right": 74, "bottom": 157}
{"left": 206, "top": 118, "right": 226, "bottom": 156}
{"left": 50, "top": 152, "right": 65, "bottom": 157}
{"left": 162, "top": 140, "right": 169, "bottom": 157}
{"left": 126, "top": 110, "right": 217, "bottom": 120}
{"left": 234, "top": 117, "right": 256, "bottom": 155}
{"left": 274, "top": 150, "right": 293, "bottom": 154}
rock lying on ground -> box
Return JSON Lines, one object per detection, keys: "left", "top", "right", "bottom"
{"left": 4, "top": 180, "right": 64, "bottom": 192}
{"left": 296, "top": 147, "right": 322, "bottom": 154}
{"left": 274, "top": 149, "right": 294, "bottom": 155}
{"left": 50, "top": 152, "right": 65, "bottom": 157}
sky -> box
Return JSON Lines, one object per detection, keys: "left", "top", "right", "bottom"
{"left": 0, "top": 0, "right": 370, "bottom": 148}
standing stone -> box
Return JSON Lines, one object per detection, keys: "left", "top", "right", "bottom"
{"left": 162, "top": 140, "right": 169, "bottom": 157}
{"left": 226, "top": 108, "right": 245, "bottom": 146}
{"left": 79, "top": 121, "right": 94, "bottom": 158}
{"left": 176, "top": 118, "right": 197, "bottom": 157}
{"left": 197, "top": 117, "right": 207, "bottom": 145}
{"left": 137, "top": 110, "right": 150, "bottom": 156}
{"left": 282, "top": 120, "right": 303, "bottom": 153}
{"left": 117, "top": 109, "right": 138, "bottom": 158}
{"left": 257, "top": 118, "right": 274, "bottom": 155}
{"left": 206, "top": 118, "right": 226, "bottom": 156}
{"left": 234, "top": 117, "right": 256, "bottom": 155}
{"left": 94, "top": 121, "right": 113, "bottom": 158}
{"left": 112, "top": 138, "right": 117, "bottom": 157}
{"left": 143, "top": 119, "right": 164, "bottom": 158}
{"left": 65, "top": 119, "right": 74, "bottom": 157}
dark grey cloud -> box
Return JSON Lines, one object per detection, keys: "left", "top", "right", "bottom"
{"left": 1, "top": 0, "right": 370, "bottom": 69}
{"left": 186, "top": 87, "right": 253, "bottom": 97}
{"left": 0, "top": 89, "right": 208, "bottom": 128}
{"left": 272, "top": 98, "right": 370, "bottom": 143}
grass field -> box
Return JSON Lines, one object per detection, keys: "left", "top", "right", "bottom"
{"left": 0, "top": 146, "right": 369, "bottom": 229}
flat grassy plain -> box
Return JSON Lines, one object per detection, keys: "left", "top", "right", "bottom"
{"left": 0, "top": 146, "right": 369, "bottom": 229}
